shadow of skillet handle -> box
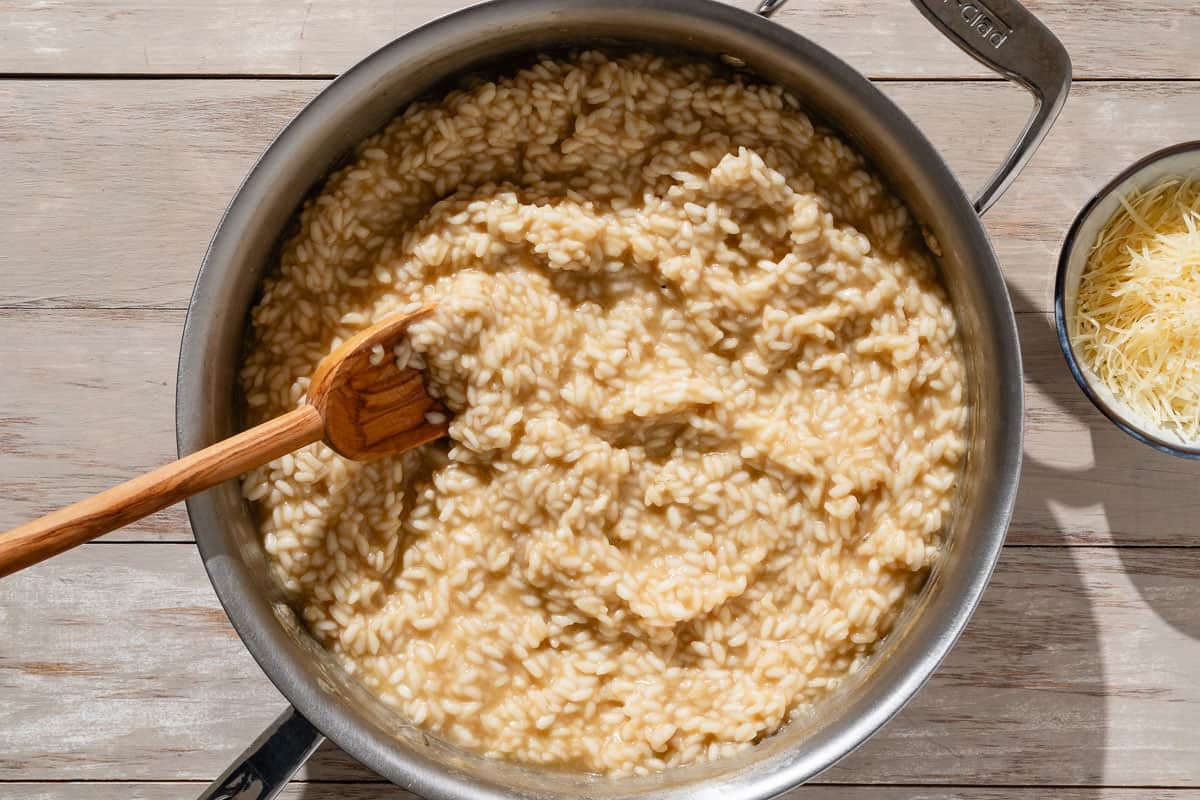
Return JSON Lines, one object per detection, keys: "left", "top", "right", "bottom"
{"left": 0, "top": 304, "right": 447, "bottom": 578}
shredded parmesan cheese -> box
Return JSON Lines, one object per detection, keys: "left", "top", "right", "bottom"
{"left": 1070, "top": 177, "right": 1200, "bottom": 442}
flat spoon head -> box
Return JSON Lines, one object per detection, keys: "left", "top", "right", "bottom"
{"left": 307, "top": 304, "right": 448, "bottom": 461}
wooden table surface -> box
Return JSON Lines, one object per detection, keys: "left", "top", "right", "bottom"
{"left": 2, "top": 1, "right": 1199, "bottom": 798}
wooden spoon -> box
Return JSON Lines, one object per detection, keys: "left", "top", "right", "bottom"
{"left": 0, "top": 304, "right": 447, "bottom": 578}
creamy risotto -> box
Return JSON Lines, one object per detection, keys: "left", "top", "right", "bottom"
{"left": 240, "top": 51, "right": 967, "bottom": 776}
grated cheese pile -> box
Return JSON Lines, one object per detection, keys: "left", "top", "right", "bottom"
{"left": 1070, "top": 177, "right": 1200, "bottom": 442}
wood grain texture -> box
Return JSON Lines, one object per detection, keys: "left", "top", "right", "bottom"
{"left": 1, "top": 2, "right": 1197, "bottom": 793}
{"left": 0, "top": 787, "right": 1195, "bottom": 800}
{"left": 0, "top": 0, "right": 1197, "bottom": 79}
{"left": 0, "top": 79, "right": 310, "bottom": 309}
{"left": 0, "top": 405, "right": 322, "bottom": 577}
{"left": 5, "top": 80, "right": 1200, "bottom": 310}
{"left": 1, "top": 544, "right": 1197, "bottom": 785}
{"left": 307, "top": 304, "right": 447, "bottom": 461}
{"left": 0, "top": 310, "right": 185, "bottom": 541}
{"left": 4, "top": 309, "right": 1199, "bottom": 547}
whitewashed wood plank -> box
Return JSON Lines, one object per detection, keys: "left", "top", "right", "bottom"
{"left": 1, "top": 80, "right": 1194, "bottom": 309}
{"left": 0, "top": 544, "right": 1197, "bottom": 785}
{"left": 0, "top": 543, "right": 277, "bottom": 780}
{"left": 0, "top": 310, "right": 187, "bottom": 541}
{"left": 3, "top": 308, "right": 1197, "bottom": 546}
{"left": 0, "top": 80, "right": 314, "bottom": 309}
{"left": 0, "top": 1, "right": 1196, "bottom": 79}
{"left": 0, "top": 785, "right": 1195, "bottom": 800}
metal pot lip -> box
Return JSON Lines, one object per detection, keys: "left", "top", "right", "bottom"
{"left": 179, "top": 0, "right": 1022, "bottom": 796}
{"left": 1054, "top": 139, "right": 1200, "bottom": 460}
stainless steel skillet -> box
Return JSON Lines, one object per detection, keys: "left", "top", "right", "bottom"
{"left": 178, "top": 1, "right": 1069, "bottom": 797}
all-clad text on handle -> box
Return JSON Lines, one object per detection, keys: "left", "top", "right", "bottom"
{"left": 755, "top": 0, "right": 1071, "bottom": 216}
{"left": 933, "top": 0, "right": 1014, "bottom": 52}
{"left": 909, "top": 0, "right": 1071, "bottom": 214}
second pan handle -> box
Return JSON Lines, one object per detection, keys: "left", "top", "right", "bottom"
{"left": 197, "top": 707, "right": 324, "bottom": 800}
{"left": 757, "top": 0, "right": 1071, "bottom": 216}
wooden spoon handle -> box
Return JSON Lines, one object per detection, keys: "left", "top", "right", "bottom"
{"left": 0, "top": 405, "right": 324, "bottom": 578}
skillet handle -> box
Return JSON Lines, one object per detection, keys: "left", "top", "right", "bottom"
{"left": 907, "top": 0, "right": 1070, "bottom": 215}
{"left": 197, "top": 707, "right": 324, "bottom": 800}
{"left": 757, "top": 0, "right": 1071, "bottom": 216}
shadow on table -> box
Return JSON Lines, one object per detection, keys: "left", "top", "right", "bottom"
{"left": 1014, "top": 287, "right": 1200, "bottom": 643}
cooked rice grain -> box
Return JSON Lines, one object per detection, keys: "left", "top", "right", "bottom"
{"left": 240, "top": 51, "right": 967, "bottom": 776}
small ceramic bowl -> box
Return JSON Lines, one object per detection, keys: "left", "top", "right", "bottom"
{"left": 1056, "top": 140, "right": 1200, "bottom": 458}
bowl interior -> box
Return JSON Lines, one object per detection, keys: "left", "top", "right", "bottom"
{"left": 179, "top": 1, "right": 1022, "bottom": 798}
{"left": 1056, "top": 142, "right": 1200, "bottom": 457}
